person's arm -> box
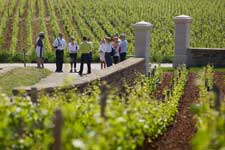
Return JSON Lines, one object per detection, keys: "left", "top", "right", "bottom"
{"left": 62, "top": 39, "right": 67, "bottom": 50}
{"left": 68, "top": 43, "right": 71, "bottom": 52}
{"left": 53, "top": 39, "right": 58, "bottom": 48}
{"left": 76, "top": 44, "right": 79, "bottom": 51}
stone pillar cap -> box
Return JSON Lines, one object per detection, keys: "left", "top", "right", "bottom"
{"left": 174, "top": 15, "right": 192, "bottom": 23}
{"left": 132, "top": 21, "right": 153, "bottom": 30}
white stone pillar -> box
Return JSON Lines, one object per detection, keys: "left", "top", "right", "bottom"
{"left": 173, "top": 15, "right": 192, "bottom": 67}
{"left": 133, "top": 21, "right": 153, "bottom": 76}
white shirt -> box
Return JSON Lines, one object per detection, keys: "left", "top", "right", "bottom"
{"left": 104, "top": 43, "right": 112, "bottom": 53}
{"left": 53, "top": 38, "right": 66, "bottom": 50}
{"left": 113, "top": 45, "right": 120, "bottom": 57}
{"left": 99, "top": 43, "right": 106, "bottom": 53}
{"left": 68, "top": 42, "right": 79, "bottom": 53}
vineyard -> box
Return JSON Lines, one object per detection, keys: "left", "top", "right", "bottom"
{"left": 0, "top": 0, "right": 224, "bottom": 62}
{"left": 0, "top": 65, "right": 224, "bottom": 149}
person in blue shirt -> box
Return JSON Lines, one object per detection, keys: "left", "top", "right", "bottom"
{"left": 119, "top": 33, "right": 128, "bottom": 61}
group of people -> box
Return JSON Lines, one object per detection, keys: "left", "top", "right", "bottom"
{"left": 35, "top": 32, "right": 128, "bottom": 76}
{"left": 99, "top": 33, "right": 128, "bottom": 69}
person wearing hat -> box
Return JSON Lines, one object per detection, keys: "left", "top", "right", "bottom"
{"left": 104, "top": 37, "right": 113, "bottom": 67}
{"left": 53, "top": 33, "right": 67, "bottom": 72}
{"left": 35, "top": 32, "right": 45, "bottom": 68}
{"left": 78, "top": 36, "right": 92, "bottom": 76}
{"left": 119, "top": 33, "right": 128, "bottom": 61}
{"left": 68, "top": 36, "right": 79, "bottom": 73}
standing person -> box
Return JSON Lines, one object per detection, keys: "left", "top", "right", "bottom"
{"left": 35, "top": 32, "right": 45, "bottom": 68}
{"left": 53, "top": 33, "right": 66, "bottom": 72}
{"left": 104, "top": 37, "right": 113, "bottom": 67}
{"left": 87, "top": 37, "right": 93, "bottom": 63}
{"left": 112, "top": 37, "right": 120, "bottom": 64}
{"left": 98, "top": 38, "right": 106, "bottom": 69}
{"left": 78, "top": 36, "right": 92, "bottom": 76}
{"left": 68, "top": 36, "right": 79, "bottom": 73}
{"left": 119, "top": 33, "right": 128, "bottom": 61}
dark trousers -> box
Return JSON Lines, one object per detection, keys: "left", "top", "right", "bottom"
{"left": 70, "top": 53, "right": 77, "bottom": 69}
{"left": 79, "top": 53, "right": 91, "bottom": 75}
{"left": 56, "top": 50, "right": 64, "bottom": 72}
{"left": 105, "top": 52, "right": 112, "bottom": 67}
{"left": 120, "top": 52, "right": 126, "bottom": 61}
{"left": 90, "top": 52, "right": 92, "bottom": 62}
{"left": 113, "top": 56, "right": 119, "bottom": 64}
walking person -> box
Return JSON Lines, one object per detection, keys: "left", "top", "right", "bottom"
{"left": 112, "top": 37, "right": 120, "bottom": 64}
{"left": 35, "top": 32, "right": 45, "bottom": 68}
{"left": 99, "top": 38, "right": 106, "bottom": 69}
{"left": 119, "top": 33, "right": 128, "bottom": 61}
{"left": 68, "top": 36, "right": 79, "bottom": 73}
{"left": 78, "top": 36, "right": 92, "bottom": 76}
{"left": 104, "top": 37, "right": 113, "bottom": 67}
{"left": 53, "top": 33, "right": 66, "bottom": 72}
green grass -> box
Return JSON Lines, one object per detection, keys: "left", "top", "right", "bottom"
{"left": 0, "top": 67, "right": 51, "bottom": 95}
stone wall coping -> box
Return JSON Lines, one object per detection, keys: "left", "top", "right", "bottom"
{"left": 132, "top": 21, "right": 153, "bottom": 30}
{"left": 174, "top": 15, "right": 192, "bottom": 24}
{"left": 13, "top": 58, "right": 145, "bottom": 94}
{"left": 188, "top": 48, "right": 225, "bottom": 51}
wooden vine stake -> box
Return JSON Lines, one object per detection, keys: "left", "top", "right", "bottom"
{"left": 30, "top": 87, "right": 38, "bottom": 103}
{"left": 100, "top": 82, "right": 107, "bottom": 119}
{"left": 53, "top": 108, "right": 63, "bottom": 150}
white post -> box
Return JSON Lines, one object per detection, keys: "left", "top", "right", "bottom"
{"left": 133, "top": 21, "right": 153, "bottom": 76}
{"left": 173, "top": 15, "right": 192, "bottom": 67}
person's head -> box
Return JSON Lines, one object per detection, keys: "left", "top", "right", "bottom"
{"left": 105, "top": 37, "right": 111, "bottom": 43}
{"left": 59, "top": 32, "right": 63, "bottom": 39}
{"left": 39, "top": 32, "right": 45, "bottom": 39}
{"left": 119, "top": 33, "right": 125, "bottom": 40}
{"left": 82, "top": 36, "right": 88, "bottom": 42}
{"left": 87, "top": 37, "right": 91, "bottom": 42}
{"left": 101, "top": 38, "right": 105, "bottom": 44}
{"left": 113, "top": 36, "right": 119, "bottom": 42}
{"left": 113, "top": 33, "right": 119, "bottom": 38}
{"left": 70, "top": 36, "right": 75, "bottom": 42}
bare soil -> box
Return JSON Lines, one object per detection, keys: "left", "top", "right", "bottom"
{"left": 16, "top": 0, "right": 29, "bottom": 51}
{"left": 32, "top": 0, "right": 40, "bottom": 45}
{"left": 214, "top": 72, "right": 225, "bottom": 94}
{"left": 152, "top": 72, "right": 173, "bottom": 100}
{"left": 2, "top": 0, "right": 19, "bottom": 50}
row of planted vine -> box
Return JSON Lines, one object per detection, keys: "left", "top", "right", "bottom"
{"left": 0, "top": 0, "right": 224, "bottom": 62}
{"left": 191, "top": 65, "right": 225, "bottom": 150}
{"left": 0, "top": 66, "right": 188, "bottom": 149}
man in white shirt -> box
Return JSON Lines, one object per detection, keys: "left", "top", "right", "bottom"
{"left": 53, "top": 33, "right": 67, "bottom": 72}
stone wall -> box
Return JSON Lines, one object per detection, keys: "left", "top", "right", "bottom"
{"left": 13, "top": 58, "right": 145, "bottom": 96}
{"left": 188, "top": 48, "right": 225, "bottom": 67}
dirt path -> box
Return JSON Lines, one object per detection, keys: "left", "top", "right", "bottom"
{"left": 214, "top": 72, "right": 225, "bottom": 94}
{"left": 152, "top": 72, "right": 173, "bottom": 100}
{"left": 32, "top": 0, "right": 40, "bottom": 44}
{"left": 142, "top": 72, "right": 199, "bottom": 150}
{"left": 43, "top": 0, "right": 54, "bottom": 44}
{"left": 16, "top": 0, "right": 29, "bottom": 51}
